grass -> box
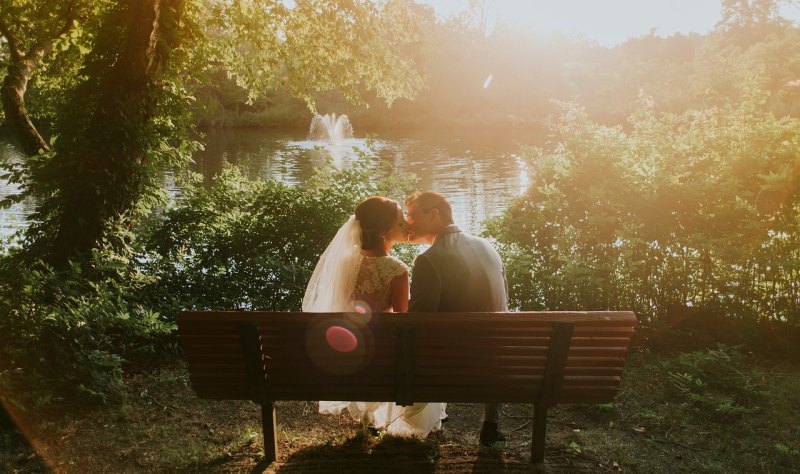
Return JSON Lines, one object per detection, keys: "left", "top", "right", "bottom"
{"left": 562, "top": 345, "right": 800, "bottom": 473}
{"left": 2, "top": 341, "right": 799, "bottom": 473}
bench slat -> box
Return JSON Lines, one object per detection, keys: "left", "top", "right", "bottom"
{"left": 223, "top": 355, "right": 631, "bottom": 370}
{"left": 564, "top": 357, "right": 628, "bottom": 367}
{"left": 177, "top": 311, "right": 637, "bottom": 324}
{"left": 413, "top": 387, "right": 538, "bottom": 403}
{"left": 411, "top": 346, "right": 551, "bottom": 357}
{"left": 562, "top": 376, "right": 621, "bottom": 385}
{"left": 186, "top": 364, "right": 626, "bottom": 379}
{"left": 185, "top": 355, "right": 638, "bottom": 369}
{"left": 264, "top": 388, "right": 539, "bottom": 404}
{"left": 260, "top": 355, "right": 553, "bottom": 370}
{"left": 264, "top": 365, "right": 543, "bottom": 377}
{"left": 265, "top": 389, "right": 397, "bottom": 400}
{"left": 178, "top": 327, "right": 635, "bottom": 340}
{"left": 564, "top": 367, "right": 624, "bottom": 376}
{"left": 568, "top": 337, "right": 632, "bottom": 348}
{"left": 568, "top": 347, "right": 629, "bottom": 357}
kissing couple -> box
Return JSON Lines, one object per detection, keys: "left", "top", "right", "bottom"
{"left": 302, "top": 191, "right": 509, "bottom": 446}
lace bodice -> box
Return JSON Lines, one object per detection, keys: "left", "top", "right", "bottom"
{"left": 352, "top": 256, "right": 408, "bottom": 312}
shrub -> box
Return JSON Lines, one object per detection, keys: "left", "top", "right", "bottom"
{"left": 139, "top": 145, "right": 418, "bottom": 315}
{"left": 664, "top": 345, "right": 766, "bottom": 420}
{"left": 487, "top": 93, "right": 800, "bottom": 324}
{"left": 0, "top": 250, "right": 175, "bottom": 405}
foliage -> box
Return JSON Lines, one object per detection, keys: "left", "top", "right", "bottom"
{"left": 193, "top": 0, "right": 800, "bottom": 130}
{"left": 0, "top": 0, "right": 112, "bottom": 122}
{"left": 1, "top": 0, "right": 430, "bottom": 266}
{"left": 139, "top": 144, "right": 418, "bottom": 314}
{"left": 0, "top": 249, "right": 176, "bottom": 405}
{"left": 2, "top": 0, "right": 202, "bottom": 265}
{"left": 487, "top": 91, "right": 800, "bottom": 324}
{"left": 775, "top": 442, "right": 800, "bottom": 458}
{"left": 0, "top": 0, "right": 114, "bottom": 155}
{"left": 199, "top": 0, "right": 428, "bottom": 111}
{"left": 569, "top": 349, "right": 800, "bottom": 473}
{"left": 7, "top": 0, "right": 800, "bottom": 136}
{"left": 664, "top": 345, "right": 766, "bottom": 419}
{"left": 694, "top": 0, "right": 800, "bottom": 116}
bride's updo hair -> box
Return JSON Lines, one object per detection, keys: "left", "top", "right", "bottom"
{"left": 355, "top": 196, "right": 400, "bottom": 250}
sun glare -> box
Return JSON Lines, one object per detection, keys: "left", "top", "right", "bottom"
{"left": 482, "top": 74, "right": 493, "bottom": 89}
{"left": 422, "top": 0, "right": 800, "bottom": 46}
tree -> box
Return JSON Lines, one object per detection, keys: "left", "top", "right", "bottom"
{"left": 488, "top": 94, "right": 800, "bottom": 323}
{"left": 6, "top": 0, "right": 426, "bottom": 265}
{"left": 0, "top": 0, "right": 103, "bottom": 155}
{"left": 717, "top": 0, "right": 791, "bottom": 39}
{"left": 17, "top": 0, "right": 188, "bottom": 266}
{"left": 693, "top": 0, "right": 800, "bottom": 113}
{"left": 208, "top": 0, "right": 425, "bottom": 109}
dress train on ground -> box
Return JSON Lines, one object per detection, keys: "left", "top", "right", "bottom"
{"left": 319, "top": 400, "right": 447, "bottom": 438}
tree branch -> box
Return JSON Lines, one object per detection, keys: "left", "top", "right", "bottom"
{"left": 0, "top": 15, "right": 24, "bottom": 61}
{"left": 146, "top": 0, "right": 185, "bottom": 80}
{"left": 25, "top": 0, "right": 82, "bottom": 61}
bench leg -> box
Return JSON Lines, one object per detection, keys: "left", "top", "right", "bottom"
{"left": 262, "top": 401, "right": 278, "bottom": 464}
{"left": 531, "top": 403, "right": 547, "bottom": 464}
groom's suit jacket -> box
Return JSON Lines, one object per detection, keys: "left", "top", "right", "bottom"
{"left": 409, "top": 225, "right": 508, "bottom": 312}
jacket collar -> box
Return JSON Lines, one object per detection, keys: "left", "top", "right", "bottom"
{"left": 432, "top": 224, "right": 461, "bottom": 245}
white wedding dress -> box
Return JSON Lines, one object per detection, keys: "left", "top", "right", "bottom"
{"left": 302, "top": 217, "right": 446, "bottom": 438}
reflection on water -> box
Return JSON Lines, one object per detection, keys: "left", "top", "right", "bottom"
{"left": 194, "top": 128, "right": 540, "bottom": 234}
{"left": 0, "top": 135, "right": 28, "bottom": 244}
{"left": 1, "top": 127, "right": 542, "bottom": 241}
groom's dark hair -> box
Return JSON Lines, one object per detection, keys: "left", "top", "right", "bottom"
{"left": 406, "top": 191, "right": 454, "bottom": 225}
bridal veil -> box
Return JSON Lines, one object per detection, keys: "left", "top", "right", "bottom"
{"left": 302, "top": 215, "right": 362, "bottom": 313}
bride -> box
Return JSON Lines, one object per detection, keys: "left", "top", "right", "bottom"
{"left": 302, "top": 196, "right": 445, "bottom": 438}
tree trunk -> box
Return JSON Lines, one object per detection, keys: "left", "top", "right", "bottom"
{"left": 0, "top": 55, "right": 51, "bottom": 156}
{"left": 0, "top": 9, "right": 77, "bottom": 157}
{"left": 42, "top": 0, "right": 185, "bottom": 266}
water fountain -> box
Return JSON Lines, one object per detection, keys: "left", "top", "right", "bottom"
{"left": 308, "top": 113, "right": 354, "bottom": 141}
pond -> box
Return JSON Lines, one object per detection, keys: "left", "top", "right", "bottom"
{"left": 0, "top": 126, "right": 544, "bottom": 242}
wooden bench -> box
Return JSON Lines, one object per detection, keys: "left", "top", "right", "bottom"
{"left": 177, "top": 311, "right": 637, "bottom": 466}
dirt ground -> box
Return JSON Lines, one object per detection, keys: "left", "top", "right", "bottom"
{"left": 2, "top": 362, "right": 615, "bottom": 473}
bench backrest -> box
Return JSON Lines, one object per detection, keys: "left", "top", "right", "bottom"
{"left": 177, "top": 311, "right": 637, "bottom": 406}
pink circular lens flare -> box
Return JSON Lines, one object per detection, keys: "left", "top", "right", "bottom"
{"left": 325, "top": 326, "right": 358, "bottom": 353}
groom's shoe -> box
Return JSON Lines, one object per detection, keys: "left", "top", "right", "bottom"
{"left": 479, "top": 422, "right": 506, "bottom": 446}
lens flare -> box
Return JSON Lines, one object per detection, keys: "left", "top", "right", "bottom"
{"left": 325, "top": 325, "right": 358, "bottom": 353}
{"left": 307, "top": 315, "right": 372, "bottom": 374}
{"left": 0, "top": 399, "right": 52, "bottom": 471}
{"left": 483, "top": 74, "right": 493, "bottom": 89}
{"left": 354, "top": 300, "right": 372, "bottom": 315}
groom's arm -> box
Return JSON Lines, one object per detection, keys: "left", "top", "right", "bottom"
{"left": 408, "top": 254, "right": 441, "bottom": 312}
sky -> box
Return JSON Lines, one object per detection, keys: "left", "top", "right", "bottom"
{"left": 420, "top": 0, "right": 800, "bottom": 47}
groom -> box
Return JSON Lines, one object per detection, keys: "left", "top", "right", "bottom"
{"left": 405, "top": 191, "right": 509, "bottom": 446}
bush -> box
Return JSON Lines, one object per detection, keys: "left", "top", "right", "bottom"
{"left": 664, "top": 345, "right": 766, "bottom": 420}
{"left": 139, "top": 144, "right": 418, "bottom": 315}
{"left": 0, "top": 250, "right": 175, "bottom": 405}
{"left": 486, "top": 92, "right": 800, "bottom": 325}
